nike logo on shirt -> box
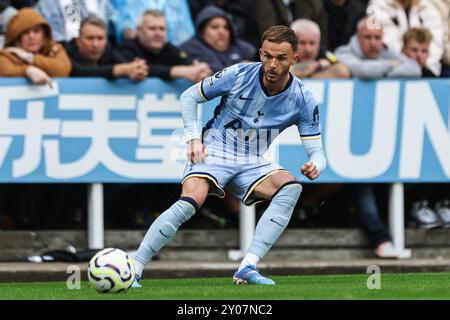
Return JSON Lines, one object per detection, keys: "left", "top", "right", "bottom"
{"left": 239, "top": 95, "right": 253, "bottom": 101}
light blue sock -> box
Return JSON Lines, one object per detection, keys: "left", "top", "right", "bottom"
{"left": 245, "top": 183, "right": 302, "bottom": 264}
{"left": 133, "top": 197, "right": 198, "bottom": 278}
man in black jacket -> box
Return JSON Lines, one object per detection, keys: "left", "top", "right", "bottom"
{"left": 180, "top": 5, "right": 256, "bottom": 74}
{"left": 67, "top": 15, "right": 148, "bottom": 81}
{"left": 323, "top": 0, "right": 366, "bottom": 52}
{"left": 118, "top": 9, "right": 212, "bottom": 82}
{"left": 252, "top": 0, "right": 329, "bottom": 49}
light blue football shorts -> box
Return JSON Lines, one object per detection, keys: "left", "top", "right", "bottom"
{"left": 181, "top": 155, "right": 289, "bottom": 206}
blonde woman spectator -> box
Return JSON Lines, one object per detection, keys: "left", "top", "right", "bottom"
{"left": 368, "top": 0, "right": 444, "bottom": 76}
{"left": 0, "top": 8, "right": 71, "bottom": 85}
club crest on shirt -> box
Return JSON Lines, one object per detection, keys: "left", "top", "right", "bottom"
{"left": 253, "top": 110, "right": 265, "bottom": 124}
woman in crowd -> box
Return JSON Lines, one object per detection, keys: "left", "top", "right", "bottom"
{"left": 0, "top": 8, "right": 71, "bottom": 85}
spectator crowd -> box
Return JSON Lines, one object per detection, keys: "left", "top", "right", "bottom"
{"left": 0, "top": 0, "right": 449, "bottom": 258}
{"left": 2, "top": 0, "right": 450, "bottom": 82}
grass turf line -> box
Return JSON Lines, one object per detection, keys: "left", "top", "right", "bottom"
{"left": 1, "top": 273, "right": 450, "bottom": 300}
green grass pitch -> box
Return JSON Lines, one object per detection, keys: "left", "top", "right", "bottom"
{"left": 1, "top": 273, "right": 450, "bottom": 300}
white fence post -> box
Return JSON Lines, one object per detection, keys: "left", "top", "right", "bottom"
{"left": 88, "top": 183, "right": 104, "bottom": 250}
{"left": 228, "top": 203, "right": 255, "bottom": 261}
{"left": 388, "top": 183, "right": 411, "bottom": 258}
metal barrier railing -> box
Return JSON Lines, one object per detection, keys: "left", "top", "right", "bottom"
{"left": 87, "top": 183, "right": 412, "bottom": 259}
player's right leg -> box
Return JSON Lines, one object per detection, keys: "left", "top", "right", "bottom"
{"left": 131, "top": 177, "right": 209, "bottom": 287}
{"left": 232, "top": 169, "right": 302, "bottom": 285}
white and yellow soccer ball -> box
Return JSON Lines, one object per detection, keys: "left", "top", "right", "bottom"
{"left": 88, "top": 248, "right": 135, "bottom": 293}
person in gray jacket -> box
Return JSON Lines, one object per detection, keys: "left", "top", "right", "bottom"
{"left": 333, "top": 16, "right": 420, "bottom": 258}
{"left": 335, "top": 16, "right": 421, "bottom": 79}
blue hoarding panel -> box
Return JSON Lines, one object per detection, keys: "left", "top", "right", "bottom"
{"left": 0, "top": 78, "right": 449, "bottom": 183}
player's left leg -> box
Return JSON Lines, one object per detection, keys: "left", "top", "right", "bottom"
{"left": 131, "top": 178, "right": 210, "bottom": 288}
{"left": 233, "top": 171, "right": 302, "bottom": 285}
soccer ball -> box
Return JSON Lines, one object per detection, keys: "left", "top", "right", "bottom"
{"left": 88, "top": 248, "right": 135, "bottom": 293}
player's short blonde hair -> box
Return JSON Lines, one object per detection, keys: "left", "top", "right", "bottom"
{"left": 261, "top": 25, "right": 298, "bottom": 52}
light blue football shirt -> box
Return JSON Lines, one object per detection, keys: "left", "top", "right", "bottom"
{"left": 197, "top": 62, "right": 321, "bottom": 159}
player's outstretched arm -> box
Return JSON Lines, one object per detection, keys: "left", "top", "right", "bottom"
{"left": 180, "top": 83, "right": 206, "bottom": 141}
{"left": 301, "top": 137, "right": 326, "bottom": 180}
{"left": 180, "top": 83, "right": 209, "bottom": 164}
